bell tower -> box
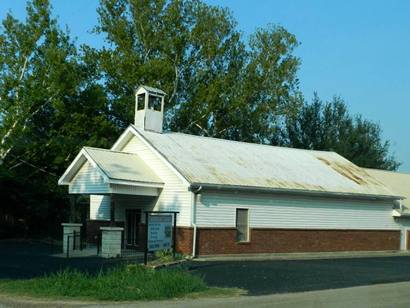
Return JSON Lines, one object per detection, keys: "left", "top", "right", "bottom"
{"left": 134, "top": 85, "right": 166, "bottom": 133}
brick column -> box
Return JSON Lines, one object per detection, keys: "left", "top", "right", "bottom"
{"left": 100, "top": 226, "right": 124, "bottom": 258}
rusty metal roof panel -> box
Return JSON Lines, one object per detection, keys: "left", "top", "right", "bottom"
{"left": 365, "top": 168, "right": 410, "bottom": 206}
{"left": 133, "top": 126, "right": 399, "bottom": 199}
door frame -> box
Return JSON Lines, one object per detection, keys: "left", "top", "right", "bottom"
{"left": 125, "top": 209, "right": 141, "bottom": 248}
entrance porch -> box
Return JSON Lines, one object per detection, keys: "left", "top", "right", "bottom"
{"left": 58, "top": 146, "right": 164, "bottom": 257}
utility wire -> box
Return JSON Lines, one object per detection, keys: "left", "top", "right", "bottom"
{"left": 9, "top": 154, "right": 58, "bottom": 177}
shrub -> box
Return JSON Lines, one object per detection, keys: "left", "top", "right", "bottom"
{"left": 0, "top": 265, "right": 207, "bottom": 301}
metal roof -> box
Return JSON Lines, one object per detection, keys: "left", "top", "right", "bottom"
{"left": 58, "top": 146, "right": 163, "bottom": 186}
{"left": 83, "top": 147, "right": 163, "bottom": 185}
{"left": 365, "top": 168, "right": 410, "bottom": 207}
{"left": 133, "top": 125, "right": 400, "bottom": 199}
{"left": 136, "top": 85, "right": 166, "bottom": 96}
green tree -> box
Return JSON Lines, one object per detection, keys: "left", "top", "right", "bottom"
{"left": 92, "top": 0, "right": 303, "bottom": 142}
{"left": 0, "top": 0, "right": 116, "bottom": 236}
{"left": 282, "top": 94, "right": 400, "bottom": 170}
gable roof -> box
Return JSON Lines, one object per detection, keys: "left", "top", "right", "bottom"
{"left": 58, "top": 147, "right": 163, "bottom": 187}
{"left": 365, "top": 168, "right": 410, "bottom": 208}
{"left": 136, "top": 85, "right": 166, "bottom": 96}
{"left": 126, "top": 125, "right": 401, "bottom": 200}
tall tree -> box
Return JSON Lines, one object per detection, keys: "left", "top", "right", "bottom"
{"left": 92, "top": 0, "right": 303, "bottom": 142}
{"left": 0, "top": 0, "right": 116, "bottom": 236}
{"left": 282, "top": 94, "right": 400, "bottom": 170}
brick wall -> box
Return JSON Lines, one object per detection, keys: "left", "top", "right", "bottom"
{"left": 87, "top": 223, "right": 400, "bottom": 255}
{"left": 197, "top": 228, "right": 401, "bottom": 255}
{"left": 176, "top": 227, "right": 193, "bottom": 255}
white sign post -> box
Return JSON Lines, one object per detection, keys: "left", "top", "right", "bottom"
{"left": 147, "top": 215, "right": 173, "bottom": 251}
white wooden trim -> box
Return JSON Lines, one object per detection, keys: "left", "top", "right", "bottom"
{"left": 108, "top": 178, "right": 164, "bottom": 188}
{"left": 58, "top": 150, "right": 87, "bottom": 185}
{"left": 59, "top": 148, "right": 109, "bottom": 185}
{"left": 82, "top": 148, "right": 110, "bottom": 183}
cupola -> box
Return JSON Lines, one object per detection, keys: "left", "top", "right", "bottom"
{"left": 134, "top": 85, "right": 166, "bottom": 133}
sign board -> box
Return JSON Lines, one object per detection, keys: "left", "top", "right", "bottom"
{"left": 147, "top": 214, "right": 173, "bottom": 251}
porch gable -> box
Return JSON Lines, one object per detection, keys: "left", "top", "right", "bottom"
{"left": 59, "top": 147, "right": 164, "bottom": 196}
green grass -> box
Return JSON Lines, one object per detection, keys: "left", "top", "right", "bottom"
{"left": 0, "top": 265, "right": 211, "bottom": 301}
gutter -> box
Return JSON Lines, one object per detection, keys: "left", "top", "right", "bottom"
{"left": 189, "top": 183, "right": 404, "bottom": 202}
{"left": 190, "top": 185, "right": 202, "bottom": 258}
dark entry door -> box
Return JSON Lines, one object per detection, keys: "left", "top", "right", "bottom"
{"left": 126, "top": 209, "right": 141, "bottom": 247}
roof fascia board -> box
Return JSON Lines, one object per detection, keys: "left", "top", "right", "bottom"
{"left": 108, "top": 178, "right": 164, "bottom": 188}
{"left": 190, "top": 183, "right": 403, "bottom": 201}
{"left": 82, "top": 148, "right": 110, "bottom": 183}
{"left": 112, "top": 125, "right": 191, "bottom": 188}
{"left": 111, "top": 126, "right": 135, "bottom": 151}
{"left": 58, "top": 149, "right": 88, "bottom": 185}
{"left": 58, "top": 148, "right": 110, "bottom": 185}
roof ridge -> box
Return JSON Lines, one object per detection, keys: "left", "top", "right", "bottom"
{"left": 161, "top": 130, "right": 335, "bottom": 155}
{"left": 132, "top": 125, "right": 326, "bottom": 153}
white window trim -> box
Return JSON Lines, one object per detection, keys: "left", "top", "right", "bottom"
{"left": 236, "top": 208, "right": 250, "bottom": 243}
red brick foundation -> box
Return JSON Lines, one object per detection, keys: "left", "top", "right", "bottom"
{"left": 196, "top": 228, "right": 401, "bottom": 255}
{"left": 176, "top": 227, "right": 194, "bottom": 255}
{"left": 87, "top": 224, "right": 400, "bottom": 255}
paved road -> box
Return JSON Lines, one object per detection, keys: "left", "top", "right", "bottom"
{"left": 2, "top": 281, "right": 410, "bottom": 307}
{"left": 188, "top": 257, "right": 410, "bottom": 295}
{"left": 120, "top": 281, "right": 410, "bottom": 308}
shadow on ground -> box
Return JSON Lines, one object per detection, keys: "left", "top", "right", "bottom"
{"left": 188, "top": 257, "right": 410, "bottom": 296}
{"left": 0, "top": 239, "right": 133, "bottom": 279}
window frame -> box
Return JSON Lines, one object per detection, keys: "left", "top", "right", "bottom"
{"left": 148, "top": 94, "right": 162, "bottom": 111}
{"left": 235, "top": 208, "right": 250, "bottom": 243}
{"left": 137, "top": 93, "right": 146, "bottom": 110}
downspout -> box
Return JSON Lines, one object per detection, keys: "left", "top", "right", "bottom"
{"left": 191, "top": 185, "right": 202, "bottom": 258}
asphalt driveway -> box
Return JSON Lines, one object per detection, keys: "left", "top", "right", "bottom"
{"left": 188, "top": 256, "right": 410, "bottom": 295}
{"left": 0, "top": 239, "right": 128, "bottom": 279}
{"left": 3, "top": 239, "right": 410, "bottom": 297}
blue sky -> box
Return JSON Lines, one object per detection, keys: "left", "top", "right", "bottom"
{"left": 1, "top": 0, "right": 409, "bottom": 171}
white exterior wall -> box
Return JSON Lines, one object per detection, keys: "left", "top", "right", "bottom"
{"left": 120, "top": 136, "right": 192, "bottom": 226}
{"left": 69, "top": 161, "right": 110, "bottom": 194}
{"left": 114, "top": 195, "right": 156, "bottom": 222}
{"left": 397, "top": 217, "right": 410, "bottom": 250}
{"left": 197, "top": 191, "right": 399, "bottom": 230}
{"left": 90, "top": 195, "right": 111, "bottom": 220}
{"left": 89, "top": 194, "right": 156, "bottom": 222}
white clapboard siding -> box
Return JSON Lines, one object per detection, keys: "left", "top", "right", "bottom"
{"left": 69, "top": 162, "right": 110, "bottom": 194}
{"left": 89, "top": 195, "right": 156, "bottom": 222}
{"left": 121, "top": 136, "right": 192, "bottom": 226}
{"left": 90, "top": 195, "right": 110, "bottom": 220}
{"left": 197, "top": 191, "right": 399, "bottom": 230}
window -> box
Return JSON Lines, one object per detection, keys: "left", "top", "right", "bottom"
{"left": 148, "top": 95, "right": 162, "bottom": 111}
{"left": 236, "top": 209, "right": 249, "bottom": 242}
{"left": 137, "top": 93, "right": 145, "bottom": 110}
